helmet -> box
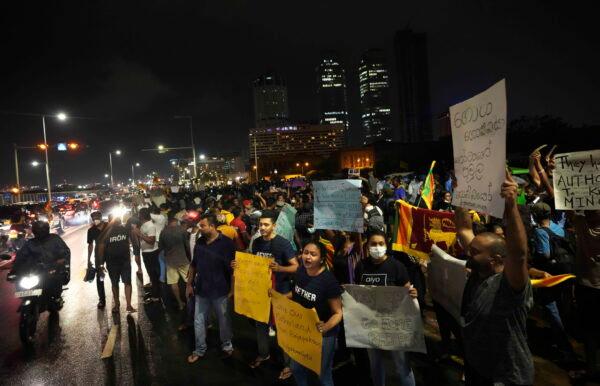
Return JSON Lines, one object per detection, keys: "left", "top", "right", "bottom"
{"left": 32, "top": 220, "right": 50, "bottom": 239}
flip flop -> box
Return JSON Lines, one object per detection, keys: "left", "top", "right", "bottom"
{"left": 187, "top": 354, "right": 203, "bottom": 364}
{"left": 249, "top": 355, "right": 270, "bottom": 369}
{"left": 277, "top": 367, "right": 292, "bottom": 381}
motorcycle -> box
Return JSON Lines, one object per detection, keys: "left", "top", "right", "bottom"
{"left": 6, "top": 261, "right": 68, "bottom": 345}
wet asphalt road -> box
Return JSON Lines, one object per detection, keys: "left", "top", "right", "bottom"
{"left": 0, "top": 225, "right": 592, "bottom": 385}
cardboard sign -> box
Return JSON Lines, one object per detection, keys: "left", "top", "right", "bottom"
{"left": 553, "top": 149, "right": 600, "bottom": 210}
{"left": 451, "top": 79, "right": 507, "bottom": 218}
{"left": 271, "top": 291, "right": 322, "bottom": 375}
{"left": 314, "top": 179, "right": 363, "bottom": 233}
{"left": 275, "top": 204, "right": 298, "bottom": 251}
{"left": 428, "top": 245, "right": 467, "bottom": 324}
{"left": 233, "top": 252, "right": 272, "bottom": 323}
{"left": 342, "top": 285, "right": 426, "bottom": 353}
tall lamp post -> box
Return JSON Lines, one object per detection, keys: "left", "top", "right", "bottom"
{"left": 41, "top": 113, "right": 67, "bottom": 202}
{"left": 131, "top": 162, "right": 140, "bottom": 185}
{"left": 109, "top": 149, "right": 122, "bottom": 187}
{"left": 173, "top": 115, "right": 198, "bottom": 179}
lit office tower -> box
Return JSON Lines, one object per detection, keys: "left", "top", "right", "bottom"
{"left": 359, "top": 49, "right": 392, "bottom": 144}
{"left": 252, "top": 72, "right": 289, "bottom": 128}
{"left": 394, "top": 29, "right": 432, "bottom": 142}
{"left": 316, "top": 52, "right": 349, "bottom": 130}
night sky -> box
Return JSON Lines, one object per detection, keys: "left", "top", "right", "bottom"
{"left": 1, "top": 0, "right": 598, "bottom": 187}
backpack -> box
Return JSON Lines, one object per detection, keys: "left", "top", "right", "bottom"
{"left": 534, "top": 227, "right": 575, "bottom": 275}
{"left": 366, "top": 206, "right": 385, "bottom": 233}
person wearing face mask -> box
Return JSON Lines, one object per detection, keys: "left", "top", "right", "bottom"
{"left": 455, "top": 172, "right": 533, "bottom": 386}
{"left": 87, "top": 211, "right": 108, "bottom": 309}
{"left": 354, "top": 230, "right": 418, "bottom": 386}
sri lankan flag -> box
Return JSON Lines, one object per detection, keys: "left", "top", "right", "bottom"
{"left": 531, "top": 274, "right": 576, "bottom": 288}
{"left": 318, "top": 236, "right": 335, "bottom": 270}
{"left": 421, "top": 161, "right": 436, "bottom": 209}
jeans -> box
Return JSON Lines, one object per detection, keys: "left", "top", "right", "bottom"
{"left": 542, "top": 301, "right": 573, "bottom": 354}
{"left": 193, "top": 295, "right": 233, "bottom": 356}
{"left": 367, "top": 349, "right": 415, "bottom": 386}
{"left": 142, "top": 250, "right": 161, "bottom": 299}
{"left": 290, "top": 334, "right": 336, "bottom": 386}
{"left": 256, "top": 321, "right": 271, "bottom": 359}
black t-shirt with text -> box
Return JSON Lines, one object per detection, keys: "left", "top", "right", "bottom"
{"left": 252, "top": 234, "right": 295, "bottom": 292}
{"left": 292, "top": 265, "right": 343, "bottom": 337}
{"left": 103, "top": 224, "right": 130, "bottom": 262}
{"left": 355, "top": 256, "right": 410, "bottom": 287}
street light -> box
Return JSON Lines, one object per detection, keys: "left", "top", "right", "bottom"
{"left": 174, "top": 115, "right": 198, "bottom": 179}
{"left": 108, "top": 149, "right": 122, "bottom": 187}
{"left": 199, "top": 154, "right": 206, "bottom": 160}
{"left": 131, "top": 162, "right": 140, "bottom": 185}
{"left": 31, "top": 161, "right": 41, "bottom": 167}
{"left": 57, "top": 113, "right": 67, "bottom": 121}
{"left": 158, "top": 145, "right": 165, "bottom": 151}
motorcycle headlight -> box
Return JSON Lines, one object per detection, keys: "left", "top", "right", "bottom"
{"left": 19, "top": 275, "right": 40, "bottom": 290}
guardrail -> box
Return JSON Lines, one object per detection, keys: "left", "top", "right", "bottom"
{"left": 0, "top": 190, "right": 100, "bottom": 206}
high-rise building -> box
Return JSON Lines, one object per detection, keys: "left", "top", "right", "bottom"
{"left": 359, "top": 49, "right": 392, "bottom": 144}
{"left": 316, "top": 52, "right": 349, "bottom": 130}
{"left": 252, "top": 72, "right": 289, "bottom": 128}
{"left": 393, "top": 29, "right": 432, "bottom": 143}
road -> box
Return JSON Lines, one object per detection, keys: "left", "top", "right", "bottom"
{"left": 0, "top": 225, "right": 594, "bottom": 385}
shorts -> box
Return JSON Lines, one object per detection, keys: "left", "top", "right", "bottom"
{"left": 107, "top": 259, "right": 132, "bottom": 285}
{"left": 166, "top": 264, "right": 189, "bottom": 285}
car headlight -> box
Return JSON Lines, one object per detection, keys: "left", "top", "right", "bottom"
{"left": 19, "top": 275, "right": 40, "bottom": 290}
{"left": 110, "top": 206, "right": 128, "bottom": 219}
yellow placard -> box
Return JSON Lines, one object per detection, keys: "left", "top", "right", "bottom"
{"left": 271, "top": 291, "right": 323, "bottom": 375}
{"left": 234, "top": 252, "right": 272, "bottom": 323}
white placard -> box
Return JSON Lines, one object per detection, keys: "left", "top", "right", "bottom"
{"left": 342, "top": 285, "right": 426, "bottom": 353}
{"left": 553, "top": 149, "right": 600, "bottom": 210}
{"left": 450, "top": 79, "right": 507, "bottom": 218}
{"left": 313, "top": 179, "right": 363, "bottom": 233}
{"left": 428, "top": 245, "right": 467, "bottom": 324}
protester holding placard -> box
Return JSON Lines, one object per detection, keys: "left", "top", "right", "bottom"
{"left": 354, "top": 230, "right": 418, "bottom": 386}
{"left": 281, "top": 240, "right": 343, "bottom": 386}
{"left": 455, "top": 171, "right": 534, "bottom": 386}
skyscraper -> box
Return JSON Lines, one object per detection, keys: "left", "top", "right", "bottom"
{"left": 252, "top": 72, "right": 289, "bottom": 128}
{"left": 359, "top": 49, "right": 392, "bottom": 144}
{"left": 316, "top": 52, "right": 349, "bottom": 130}
{"left": 394, "top": 29, "right": 432, "bottom": 143}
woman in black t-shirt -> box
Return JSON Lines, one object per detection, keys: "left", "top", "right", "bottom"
{"left": 279, "top": 241, "right": 343, "bottom": 386}
{"left": 354, "top": 230, "right": 418, "bottom": 386}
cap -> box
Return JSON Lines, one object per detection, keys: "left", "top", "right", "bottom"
{"left": 532, "top": 202, "right": 552, "bottom": 218}
{"left": 242, "top": 199, "right": 252, "bottom": 207}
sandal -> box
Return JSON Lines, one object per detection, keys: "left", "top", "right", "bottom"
{"left": 187, "top": 354, "right": 203, "bottom": 364}
{"left": 249, "top": 355, "right": 270, "bottom": 369}
{"left": 126, "top": 306, "right": 137, "bottom": 313}
{"left": 278, "top": 367, "right": 292, "bottom": 381}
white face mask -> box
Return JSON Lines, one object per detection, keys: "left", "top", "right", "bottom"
{"left": 93, "top": 219, "right": 101, "bottom": 226}
{"left": 307, "top": 227, "right": 316, "bottom": 234}
{"left": 369, "top": 246, "right": 387, "bottom": 260}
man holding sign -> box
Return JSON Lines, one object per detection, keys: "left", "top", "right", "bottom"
{"left": 455, "top": 171, "right": 534, "bottom": 385}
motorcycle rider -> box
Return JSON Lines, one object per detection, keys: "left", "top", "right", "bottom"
{"left": 12, "top": 221, "right": 70, "bottom": 302}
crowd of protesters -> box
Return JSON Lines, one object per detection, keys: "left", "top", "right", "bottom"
{"left": 86, "top": 145, "right": 599, "bottom": 386}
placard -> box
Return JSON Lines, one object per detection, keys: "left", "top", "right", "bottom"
{"left": 553, "top": 149, "right": 600, "bottom": 210}
{"left": 233, "top": 252, "right": 272, "bottom": 323}
{"left": 428, "top": 245, "right": 467, "bottom": 324}
{"left": 271, "top": 291, "right": 323, "bottom": 375}
{"left": 451, "top": 79, "right": 507, "bottom": 218}
{"left": 342, "top": 285, "right": 426, "bottom": 353}
{"left": 313, "top": 179, "right": 363, "bottom": 232}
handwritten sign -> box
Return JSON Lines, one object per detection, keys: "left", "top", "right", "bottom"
{"left": 271, "top": 291, "right": 322, "bottom": 375}
{"left": 314, "top": 179, "right": 363, "bottom": 232}
{"left": 450, "top": 79, "right": 507, "bottom": 218}
{"left": 234, "top": 252, "right": 272, "bottom": 323}
{"left": 428, "top": 245, "right": 467, "bottom": 324}
{"left": 553, "top": 149, "right": 600, "bottom": 210}
{"left": 342, "top": 285, "right": 426, "bottom": 353}
{"left": 275, "top": 204, "right": 298, "bottom": 251}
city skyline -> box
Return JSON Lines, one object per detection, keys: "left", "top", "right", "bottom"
{"left": 1, "top": 1, "right": 598, "bottom": 186}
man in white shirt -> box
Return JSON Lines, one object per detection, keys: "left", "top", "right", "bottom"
{"left": 150, "top": 206, "right": 168, "bottom": 284}
{"left": 133, "top": 208, "right": 161, "bottom": 303}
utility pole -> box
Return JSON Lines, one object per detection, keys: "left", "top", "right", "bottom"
{"left": 254, "top": 137, "right": 259, "bottom": 182}
{"left": 13, "top": 144, "right": 21, "bottom": 202}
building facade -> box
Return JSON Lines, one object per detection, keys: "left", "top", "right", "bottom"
{"left": 249, "top": 123, "right": 346, "bottom": 177}
{"left": 316, "top": 52, "right": 349, "bottom": 130}
{"left": 252, "top": 72, "right": 289, "bottom": 128}
{"left": 393, "top": 30, "right": 433, "bottom": 143}
{"left": 359, "top": 49, "right": 392, "bottom": 144}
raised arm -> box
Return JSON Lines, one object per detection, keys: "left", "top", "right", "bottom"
{"left": 501, "top": 172, "right": 530, "bottom": 291}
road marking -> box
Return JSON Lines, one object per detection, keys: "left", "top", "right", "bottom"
{"left": 101, "top": 324, "right": 118, "bottom": 359}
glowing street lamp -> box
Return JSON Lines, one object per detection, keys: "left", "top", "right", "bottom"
{"left": 108, "top": 149, "right": 122, "bottom": 187}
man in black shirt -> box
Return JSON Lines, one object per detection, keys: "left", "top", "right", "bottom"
{"left": 456, "top": 172, "right": 533, "bottom": 386}
{"left": 99, "top": 217, "right": 135, "bottom": 313}
{"left": 87, "top": 211, "right": 107, "bottom": 309}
